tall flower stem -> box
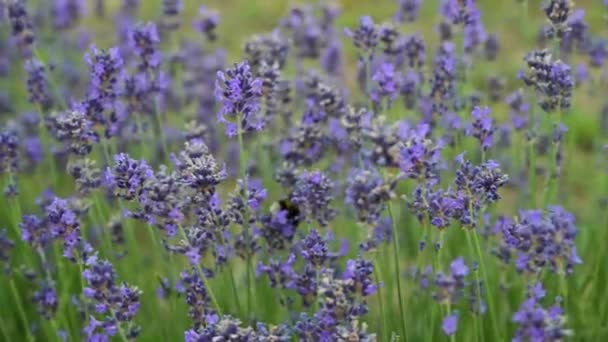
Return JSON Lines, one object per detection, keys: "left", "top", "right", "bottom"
{"left": 384, "top": 183, "right": 407, "bottom": 341}
{"left": 237, "top": 117, "right": 254, "bottom": 323}
{"left": 471, "top": 229, "right": 501, "bottom": 341}
{"left": 9, "top": 278, "right": 35, "bottom": 342}
{"left": 371, "top": 249, "right": 388, "bottom": 337}
{"left": 464, "top": 230, "right": 483, "bottom": 341}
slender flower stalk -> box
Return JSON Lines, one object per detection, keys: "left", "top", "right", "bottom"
{"left": 383, "top": 171, "right": 407, "bottom": 341}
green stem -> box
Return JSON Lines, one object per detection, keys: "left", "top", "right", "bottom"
{"left": 465, "top": 231, "right": 483, "bottom": 341}
{"left": 471, "top": 230, "right": 501, "bottom": 341}
{"left": 9, "top": 278, "right": 35, "bottom": 342}
{"left": 237, "top": 117, "right": 254, "bottom": 322}
{"left": 372, "top": 257, "right": 388, "bottom": 339}
{"left": 386, "top": 193, "right": 407, "bottom": 341}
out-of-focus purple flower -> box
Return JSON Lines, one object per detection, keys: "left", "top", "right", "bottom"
{"left": 45, "top": 109, "right": 99, "bottom": 156}
{"left": 561, "top": 9, "right": 589, "bottom": 55}
{"left": 589, "top": 39, "right": 607, "bottom": 68}
{"left": 85, "top": 46, "right": 125, "bottom": 107}
{"left": 575, "top": 63, "right": 589, "bottom": 85}
{"left": 7, "top": 1, "right": 35, "bottom": 57}
{"left": 0, "top": 129, "right": 19, "bottom": 175}
{"left": 345, "top": 168, "right": 396, "bottom": 225}
{"left": 52, "top": 0, "right": 85, "bottom": 30}
{"left": 429, "top": 42, "right": 457, "bottom": 115}
{"left": 0, "top": 229, "right": 15, "bottom": 272}
{"left": 512, "top": 283, "right": 572, "bottom": 342}
{"left": 345, "top": 16, "right": 379, "bottom": 56}
{"left": 403, "top": 35, "right": 426, "bottom": 69}
{"left": 215, "top": 61, "right": 264, "bottom": 136}
{"left": 463, "top": 4, "right": 487, "bottom": 53}
{"left": 193, "top": 6, "right": 220, "bottom": 41}
{"left": 399, "top": 126, "right": 445, "bottom": 181}
{"left": 33, "top": 281, "right": 58, "bottom": 319}
{"left": 292, "top": 170, "right": 336, "bottom": 227}
{"left": 21, "top": 214, "right": 53, "bottom": 249}
{"left": 161, "top": 0, "right": 183, "bottom": 31}
{"left": 468, "top": 106, "right": 496, "bottom": 151}
{"left": 24, "top": 58, "right": 53, "bottom": 110}
{"left": 506, "top": 89, "right": 530, "bottom": 131}
{"left": 442, "top": 313, "right": 459, "bottom": 336}
{"left": 378, "top": 23, "right": 404, "bottom": 57}
{"left": 395, "top": 0, "right": 421, "bottom": 23}
{"left": 371, "top": 63, "right": 401, "bottom": 107}
{"left": 129, "top": 22, "right": 161, "bottom": 72}
{"left": 484, "top": 34, "right": 500, "bottom": 61}
{"left": 543, "top": 0, "right": 574, "bottom": 38}
{"left": 321, "top": 39, "right": 343, "bottom": 77}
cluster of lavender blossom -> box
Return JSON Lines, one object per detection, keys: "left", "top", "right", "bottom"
{"left": 0, "top": 0, "right": 604, "bottom": 341}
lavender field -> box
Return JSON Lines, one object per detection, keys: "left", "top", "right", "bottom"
{"left": 0, "top": 0, "right": 607, "bottom": 341}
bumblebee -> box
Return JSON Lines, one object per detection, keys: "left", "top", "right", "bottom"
{"left": 271, "top": 195, "right": 302, "bottom": 228}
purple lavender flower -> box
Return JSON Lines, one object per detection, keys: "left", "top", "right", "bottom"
{"left": 429, "top": 42, "right": 457, "bottom": 114}
{"left": 292, "top": 170, "right": 336, "bottom": 227}
{"left": 52, "top": 0, "right": 85, "bottom": 29}
{"left": 498, "top": 206, "right": 582, "bottom": 275}
{"left": 399, "top": 127, "right": 445, "bottom": 181}
{"left": 345, "top": 168, "right": 396, "bottom": 225}
{"left": 468, "top": 106, "right": 496, "bottom": 151}
{"left": 180, "top": 268, "right": 218, "bottom": 328}
{"left": 24, "top": 58, "right": 53, "bottom": 110}
{"left": 104, "top": 153, "right": 154, "bottom": 201}
{"left": 521, "top": 50, "right": 573, "bottom": 113}
{"left": 345, "top": 16, "right": 379, "bottom": 56}
{"left": 129, "top": 22, "right": 162, "bottom": 72}
{"left": 378, "top": 23, "right": 404, "bottom": 57}
{"left": 0, "top": 229, "right": 15, "bottom": 272}
{"left": 161, "top": 0, "right": 183, "bottom": 31}
{"left": 506, "top": 90, "right": 530, "bottom": 131}
{"left": 7, "top": 1, "right": 35, "bottom": 57}
{"left": 33, "top": 281, "right": 58, "bottom": 319}
{"left": 561, "top": 9, "right": 589, "bottom": 55}
{"left": 371, "top": 63, "right": 401, "bottom": 108}
{"left": 0, "top": 129, "right": 19, "bottom": 174}
{"left": 215, "top": 61, "right": 264, "bottom": 136}
{"left": 589, "top": 39, "right": 607, "bottom": 68}
{"left": 343, "top": 257, "right": 378, "bottom": 296}
{"left": 455, "top": 156, "right": 509, "bottom": 205}
{"left": 172, "top": 140, "right": 226, "bottom": 195}
{"left": 484, "top": 34, "right": 500, "bottom": 61}
{"left": 45, "top": 197, "right": 83, "bottom": 260}
{"left": 512, "top": 283, "right": 572, "bottom": 341}
{"left": 83, "top": 253, "right": 142, "bottom": 340}
{"left": 395, "top": 0, "right": 421, "bottom": 23}
{"left": 193, "top": 6, "right": 220, "bottom": 41}
{"left": 543, "top": 0, "right": 574, "bottom": 38}
{"left": 321, "top": 39, "right": 343, "bottom": 77}
{"left": 21, "top": 214, "right": 53, "bottom": 249}
{"left": 442, "top": 313, "right": 459, "bottom": 336}
{"left": 85, "top": 46, "right": 125, "bottom": 107}
{"left": 463, "top": 2, "right": 487, "bottom": 53}
{"left": 45, "top": 109, "right": 99, "bottom": 156}
{"left": 403, "top": 35, "right": 426, "bottom": 69}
